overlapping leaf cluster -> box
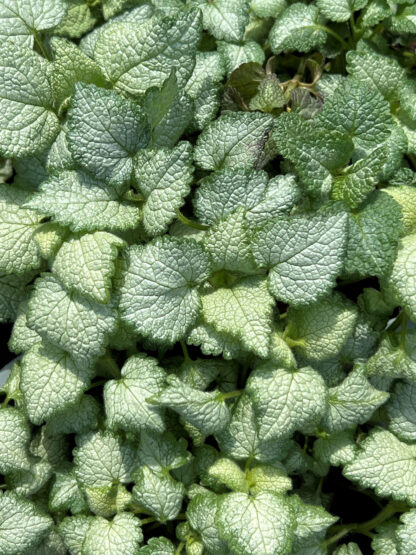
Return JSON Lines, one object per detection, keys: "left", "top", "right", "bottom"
{"left": 0, "top": 0, "right": 416, "bottom": 553}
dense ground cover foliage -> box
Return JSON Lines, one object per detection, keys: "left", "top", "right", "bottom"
{"left": 0, "top": 0, "right": 416, "bottom": 553}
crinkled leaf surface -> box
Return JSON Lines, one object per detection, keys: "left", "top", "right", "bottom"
{"left": 82, "top": 513, "right": 143, "bottom": 555}
{"left": 189, "top": 0, "right": 249, "bottom": 42}
{"left": 389, "top": 234, "right": 416, "bottom": 321}
{"left": 0, "top": 408, "right": 31, "bottom": 474}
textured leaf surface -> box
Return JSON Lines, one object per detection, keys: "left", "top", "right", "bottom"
{"left": 189, "top": 0, "right": 249, "bottom": 41}
{"left": 27, "top": 274, "right": 116, "bottom": 366}
{"left": 317, "top": 0, "right": 368, "bottom": 22}
{"left": 104, "top": 354, "right": 166, "bottom": 434}
{"left": 216, "top": 492, "right": 294, "bottom": 555}
{"left": 387, "top": 382, "right": 416, "bottom": 442}
{"left": 389, "top": 234, "right": 416, "bottom": 321}
{"left": 68, "top": 84, "right": 149, "bottom": 185}
{"left": 344, "top": 429, "right": 416, "bottom": 505}
{"left": 194, "top": 112, "right": 273, "bottom": 171}
{"left": 120, "top": 237, "right": 211, "bottom": 344}
{"left": 253, "top": 212, "right": 347, "bottom": 306}
{"left": 0, "top": 408, "right": 31, "bottom": 474}
{"left": 82, "top": 513, "right": 143, "bottom": 555}
{"left": 26, "top": 170, "right": 141, "bottom": 233}
{"left": 0, "top": 45, "right": 59, "bottom": 157}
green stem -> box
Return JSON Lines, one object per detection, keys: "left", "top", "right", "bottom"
{"left": 349, "top": 14, "right": 357, "bottom": 38}
{"left": 409, "top": 153, "right": 416, "bottom": 171}
{"left": 317, "top": 25, "right": 349, "bottom": 49}
{"left": 180, "top": 340, "right": 192, "bottom": 362}
{"left": 86, "top": 379, "right": 107, "bottom": 391}
{"left": 33, "top": 31, "right": 51, "bottom": 60}
{"left": 0, "top": 484, "right": 7, "bottom": 489}
{"left": 175, "top": 542, "right": 185, "bottom": 555}
{"left": 140, "top": 517, "right": 156, "bottom": 525}
{"left": 176, "top": 209, "right": 209, "bottom": 231}
{"left": 100, "top": 352, "right": 121, "bottom": 379}
{"left": 220, "top": 389, "right": 243, "bottom": 400}
{"left": 1, "top": 396, "right": 10, "bottom": 408}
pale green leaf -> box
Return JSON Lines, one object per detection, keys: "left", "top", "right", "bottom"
{"left": 26, "top": 170, "right": 142, "bottom": 233}
{"left": 0, "top": 185, "right": 44, "bottom": 275}
{"left": 187, "top": 320, "right": 247, "bottom": 360}
{"left": 0, "top": 408, "right": 31, "bottom": 473}
{"left": 45, "top": 395, "right": 101, "bottom": 436}
{"left": 132, "top": 466, "right": 185, "bottom": 522}
{"left": 82, "top": 514, "right": 143, "bottom": 555}
{"left": 0, "top": 0, "right": 66, "bottom": 47}
{"left": 252, "top": 212, "right": 347, "bottom": 306}
{"left": 134, "top": 142, "right": 193, "bottom": 236}
{"left": 397, "top": 510, "right": 416, "bottom": 555}
{"left": 344, "top": 429, "right": 416, "bottom": 505}
{"left": 21, "top": 343, "right": 94, "bottom": 425}
{"left": 366, "top": 329, "right": 416, "bottom": 382}
{"left": 289, "top": 494, "right": 337, "bottom": 552}
{"left": 323, "top": 365, "right": 389, "bottom": 433}
{"left": 313, "top": 430, "right": 357, "bottom": 467}
{"left": 189, "top": 0, "right": 249, "bottom": 41}
{"left": 388, "top": 234, "right": 416, "bottom": 321}
{"left": 247, "top": 363, "right": 327, "bottom": 441}
{"left": 187, "top": 493, "right": 228, "bottom": 554}
{"left": 216, "top": 492, "right": 294, "bottom": 555}
{"left": 0, "top": 272, "right": 36, "bottom": 324}
{"left": 94, "top": 11, "right": 201, "bottom": 96}
{"left": 247, "top": 463, "right": 292, "bottom": 495}
{"left": 136, "top": 430, "right": 190, "bottom": 471}
{"left": 142, "top": 72, "right": 192, "bottom": 148}
{"left": 0, "top": 492, "right": 53, "bottom": 555}
{"left": 200, "top": 276, "right": 274, "bottom": 358}
{"left": 120, "top": 237, "right": 211, "bottom": 345}
{"left": 387, "top": 381, "right": 416, "bottom": 442}
{"left": 52, "top": 232, "right": 124, "bottom": 303}
{"left": 249, "top": 74, "right": 287, "bottom": 113}
{"left": 317, "top": 0, "right": 368, "bottom": 22}
{"left": 49, "top": 466, "right": 88, "bottom": 515}
{"left": 385, "top": 185, "right": 416, "bottom": 235}
{"left": 286, "top": 294, "right": 358, "bottom": 362}
{"left": 27, "top": 274, "right": 117, "bottom": 366}
{"left": 217, "top": 39, "right": 265, "bottom": 75}
{"left": 54, "top": 0, "right": 96, "bottom": 38}
{"left": 74, "top": 430, "right": 136, "bottom": 487}
{"left": 68, "top": 84, "right": 150, "bottom": 185}
{"left": 104, "top": 354, "right": 166, "bottom": 434}
{"left": 250, "top": 0, "right": 287, "bottom": 18}
{"left": 59, "top": 515, "right": 95, "bottom": 555}
{"left": 139, "top": 537, "right": 175, "bottom": 554}
{"left": 0, "top": 45, "right": 59, "bottom": 157}
{"left": 156, "top": 374, "right": 231, "bottom": 435}
{"left": 269, "top": 3, "right": 327, "bottom": 54}
{"left": 206, "top": 457, "right": 247, "bottom": 492}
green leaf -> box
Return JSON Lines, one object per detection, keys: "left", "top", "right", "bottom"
{"left": 0, "top": 0, "right": 67, "bottom": 47}
{"left": 269, "top": 3, "right": 327, "bottom": 54}
{"left": 217, "top": 393, "right": 292, "bottom": 464}
{"left": 193, "top": 168, "right": 269, "bottom": 225}
{"left": 94, "top": 10, "right": 202, "bottom": 96}
{"left": 139, "top": 537, "right": 175, "bottom": 555}
{"left": 249, "top": 74, "right": 287, "bottom": 113}
{"left": 385, "top": 185, "right": 416, "bottom": 235}
{"left": 50, "top": 37, "right": 107, "bottom": 108}
{"left": 247, "top": 363, "right": 327, "bottom": 441}
{"left": 289, "top": 494, "right": 337, "bottom": 552}
{"left": 317, "top": 0, "right": 368, "bottom": 22}
{"left": 203, "top": 208, "right": 257, "bottom": 274}
{"left": 252, "top": 211, "right": 347, "bottom": 306}
{"left": 388, "top": 234, "right": 416, "bottom": 321}
{"left": 344, "top": 191, "right": 403, "bottom": 279}
{"left": 397, "top": 510, "right": 416, "bottom": 555}
{"left": 0, "top": 408, "right": 31, "bottom": 473}
{"left": 120, "top": 237, "right": 211, "bottom": 344}
{"left": 285, "top": 293, "right": 358, "bottom": 362}
{"left": 217, "top": 40, "right": 265, "bottom": 75}
{"left": 366, "top": 329, "right": 416, "bottom": 382}
{"left": 216, "top": 492, "right": 294, "bottom": 555}
{"left": 84, "top": 483, "right": 131, "bottom": 518}
{"left": 388, "top": 4, "right": 416, "bottom": 34}
{"left": 187, "top": 493, "right": 228, "bottom": 554}
{"left": 27, "top": 274, "right": 117, "bottom": 366}
{"left": 132, "top": 466, "right": 185, "bottom": 522}
{"left": 313, "top": 430, "right": 357, "bottom": 467}
{"left": 156, "top": 374, "right": 231, "bottom": 435}
{"left": 49, "top": 466, "right": 88, "bottom": 515}
{"left": 206, "top": 457, "right": 247, "bottom": 492}
{"left": 68, "top": 84, "right": 150, "bottom": 185}
{"left": 247, "top": 464, "right": 292, "bottom": 495}
{"left": 52, "top": 232, "right": 125, "bottom": 304}
{"left": 104, "top": 354, "right": 166, "bottom": 434}
{"left": 26, "top": 170, "right": 142, "bottom": 233}
{"left": 74, "top": 430, "right": 136, "bottom": 487}
{"left": 0, "top": 185, "right": 44, "bottom": 275}
{"left": 0, "top": 45, "right": 60, "bottom": 158}
{"left": 344, "top": 428, "right": 416, "bottom": 505}
{"left": 0, "top": 492, "right": 53, "bottom": 555}
{"left": 323, "top": 365, "right": 389, "bottom": 433}
{"left": 387, "top": 381, "right": 416, "bottom": 442}
{"left": 136, "top": 430, "right": 190, "bottom": 471}
{"left": 250, "top": 0, "right": 287, "bottom": 18}
{"left": 82, "top": 513, "right": 143, "bottom": 555}
{"left": 187, "top": 320, "right": 247, "bottom": 360}
{"left": 45, "top": 395, "right": 101, "bottom": 436}
{"left": 371, "top": 521, "right": 399, "bottom": 555}
{"left": 0, "top": 273, "right": 36, "bottom": 324}
{"left": 142, "top": 72, "right": 193, "bottom": 148}
{"left": 54, "top": 0, "right": 96, "bottom": 38}
{"left": 59, "top": 515, "right": 95, "bottom": 555}
{"left": 346, "top": 49, "right": 406, "bottom": 102}
{"left": 273, "top": 112, "right": 354, "bottom": 196}
{"left": 134, "top": 143, "right": 193, "bottom": 236}
{"left": 194, "top": 112, "right": 273, "bottom": 171}
{"left": 317, "top": 78, "right": 391, "bottom": 152}
{"left": 21, "top": 343, "right": 94, "bottom": 425}
{"left": 189, "top": 0, "right": 249, "bottom": 41}
{"left": 200, "top": 276, "right": 274, "bottom": 358}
